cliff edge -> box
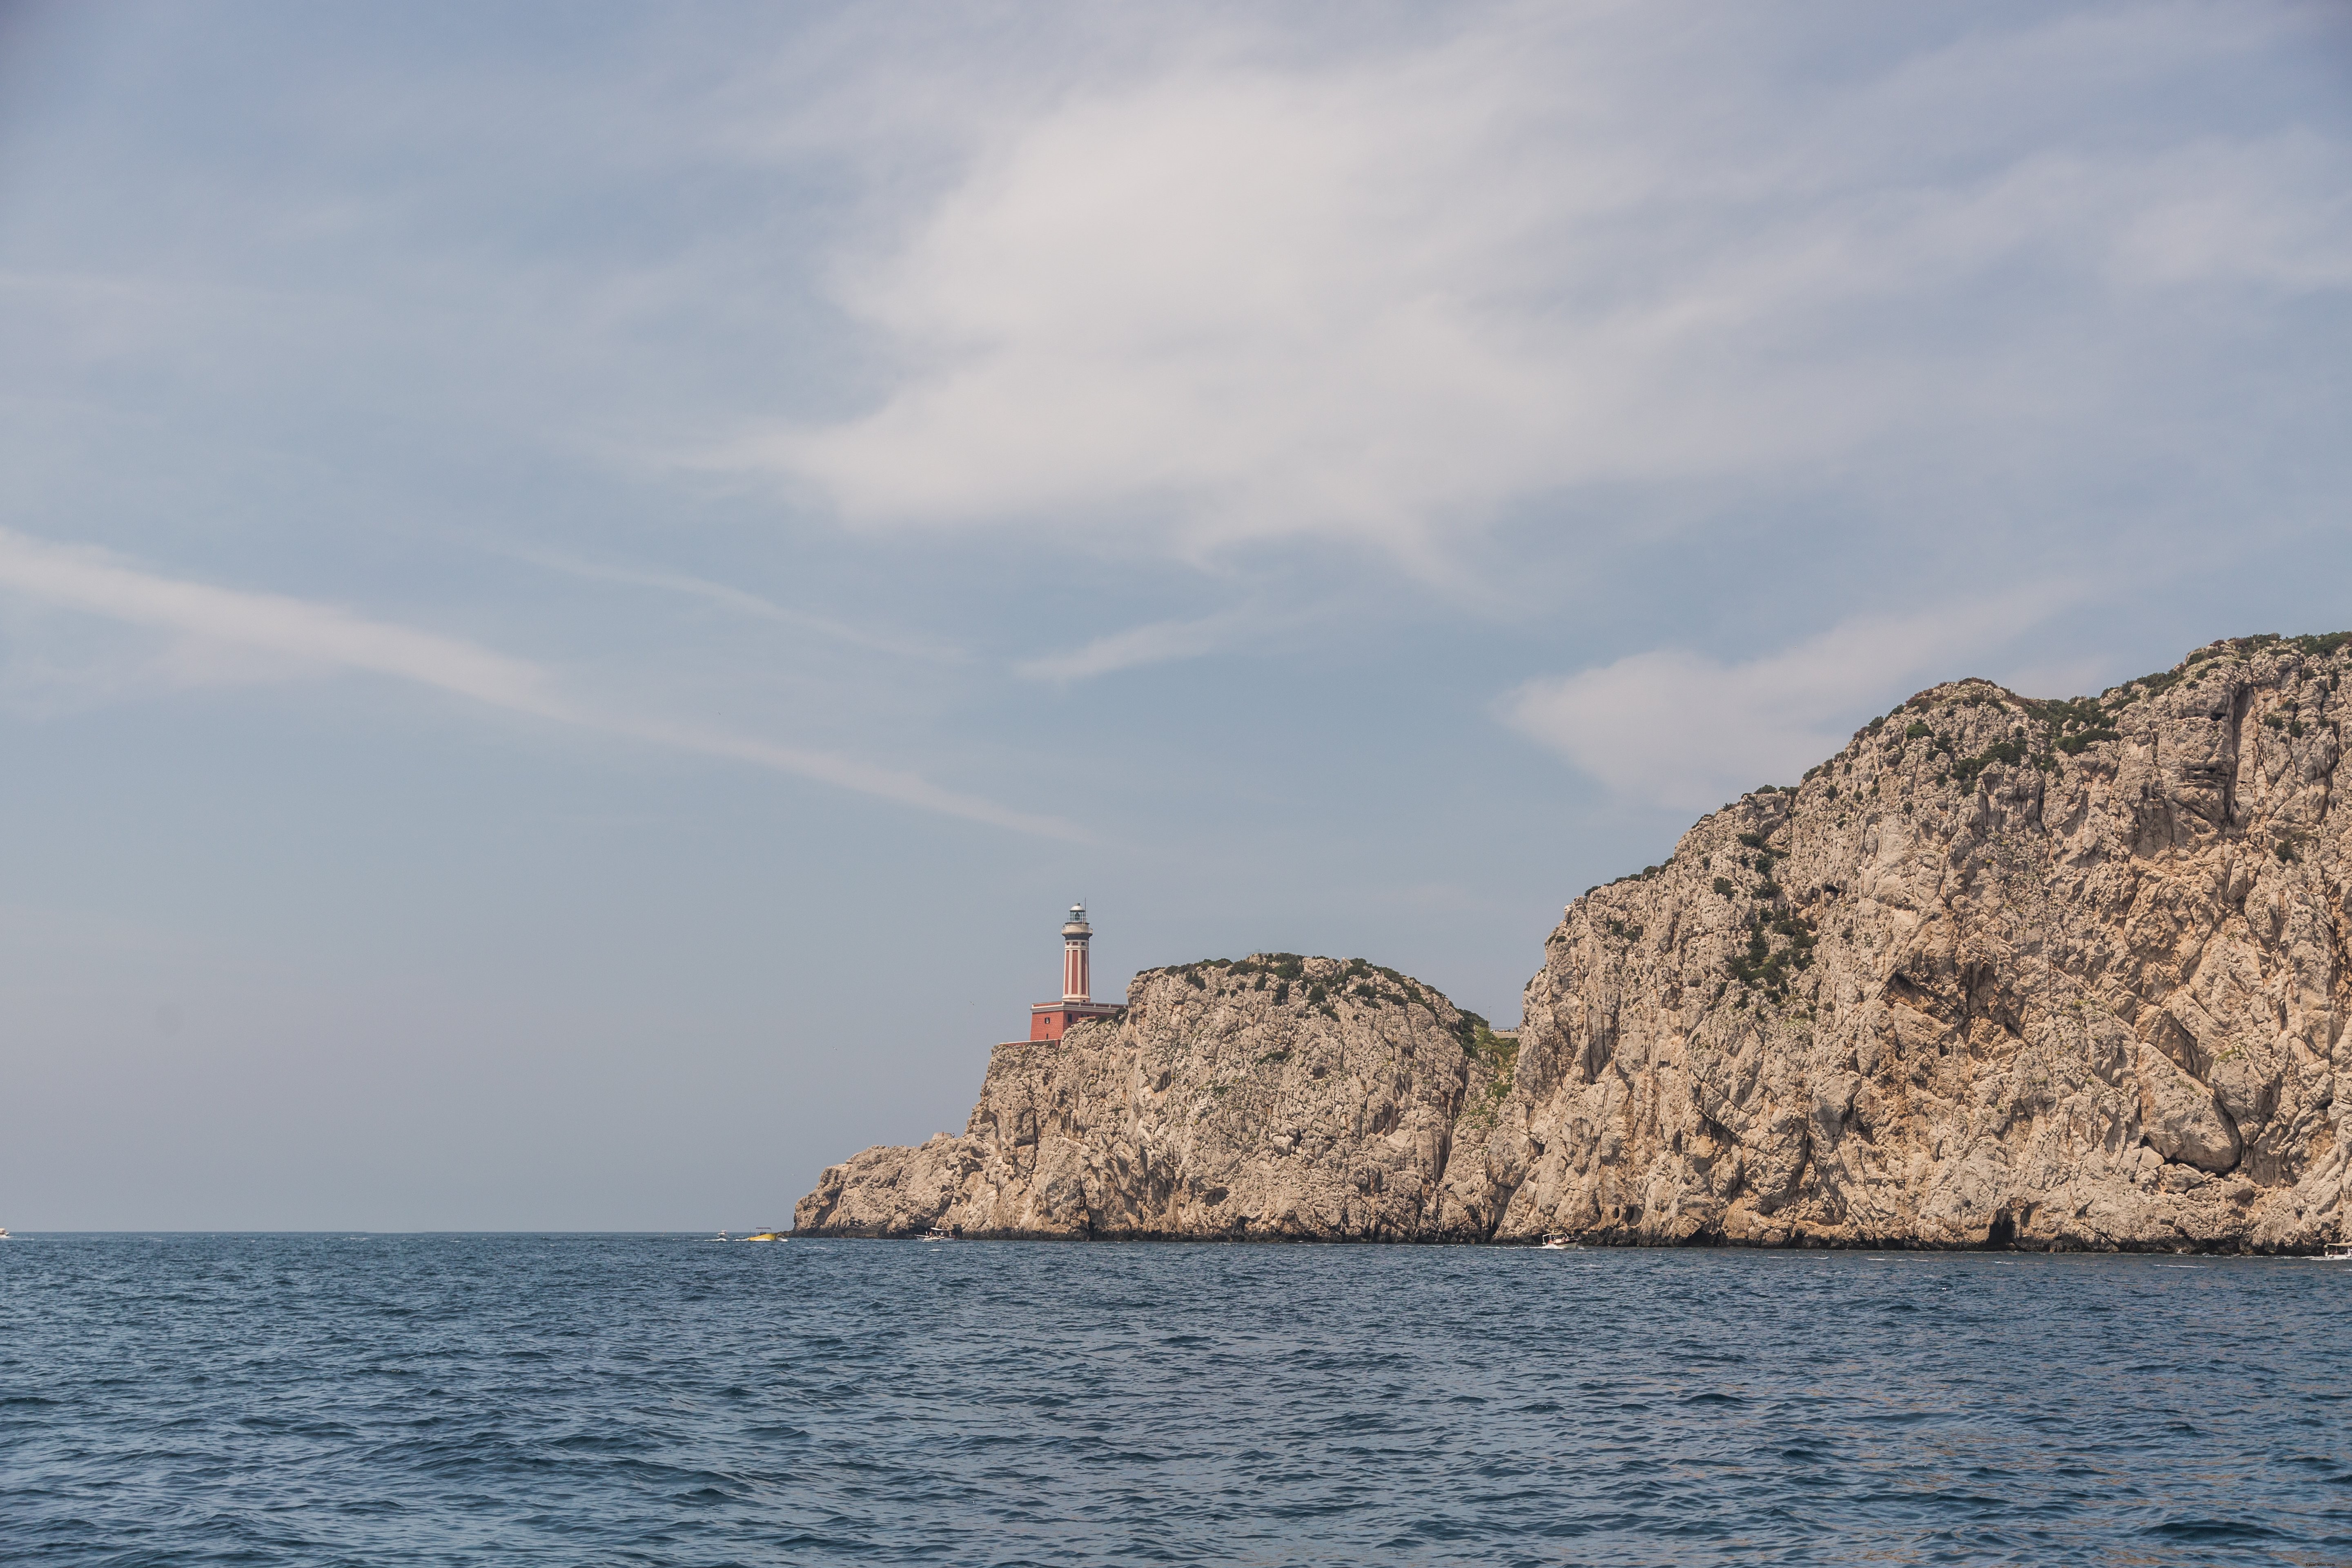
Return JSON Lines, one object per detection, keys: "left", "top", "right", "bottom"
{"left": 793, "top": 954, "right": 1517, "bottom": 1240}
{"left": 798, "top": 633, "right": 2352, "bottom": 1250}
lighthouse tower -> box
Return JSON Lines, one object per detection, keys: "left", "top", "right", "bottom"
{"left": 1062, "top": 902, "right": 1092, "bottom": 1002}
{"left": 1030, "top": 901, "right": 1122, "bottom": 1042}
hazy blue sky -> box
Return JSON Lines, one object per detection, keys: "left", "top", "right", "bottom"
{"left": 3, "top": 2, "right": 2348, "bottom": 1228}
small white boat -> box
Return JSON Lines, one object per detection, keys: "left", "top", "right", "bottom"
{"left": 921, "top": 1225, "right": 960, "bottom": 1242}
{"left": 1539, "top": 1232, "right": 1574, "bottom": 1251}
{"left": 0, "top": 1228, "right": 11, "bottom": 1240}
{"left": 2323, "top": 1241, "right": 2352, "bottom": 1261}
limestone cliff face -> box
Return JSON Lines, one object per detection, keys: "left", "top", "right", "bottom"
{"left": 1481, "top": 634, "right": 2352, "bottom": 1251}
{"left": 793, "top": 956, "right": 1511, "bottom": 1240}
{"left": 799, "top": 635, "right": 2352, "bottom": 1251}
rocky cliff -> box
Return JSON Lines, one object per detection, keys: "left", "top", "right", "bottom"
{"left": 793, "top": 954, "right": 1516, "bottom": 1240}
{"left": 798, "top": 634, "right": 2352, "bottom": 1250}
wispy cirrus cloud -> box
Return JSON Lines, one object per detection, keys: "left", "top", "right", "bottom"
{"left": 0, "top": 527, "right": 548, "bottom": 706}
{"left": 0, "top": 529, "right": 1074, "bottom": 837}
{"left": 1014, "top": 610, "right": 1255, "bottom": 683}
{"left": 506, "top": 547, "right": 966, "bottom": 665}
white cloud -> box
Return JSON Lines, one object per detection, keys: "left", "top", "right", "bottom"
{"left": 2110, "top": 133, "right": 2352, "bottom": 290}
{"left": 723, "top": 4, "right": 2352, "bottom": 565}
{"left": 0, "top": 529, "right": 1074, "bottom": 837}
{"left": 1014, "top": 610, "right": 1251, "bottom": 683}
{"left": 586, "top": 710, "right": 1075, "bottom": 837}
{"left": 0, "top": 528, "right": 547, "bottom": 706}
{"left": 1500, "top": 594, "right": 2081, "bottom": 811}
{"left": 506, "top": 547, "right": 966, "bottom": 664}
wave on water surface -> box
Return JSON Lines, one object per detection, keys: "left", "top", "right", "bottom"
{"left": 2, "top": 1235, "right": 2348, "bottom": 1566}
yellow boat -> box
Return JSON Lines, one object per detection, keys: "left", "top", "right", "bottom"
{"left": 742, "top": 1229, "right": 788, "bottom": 1242}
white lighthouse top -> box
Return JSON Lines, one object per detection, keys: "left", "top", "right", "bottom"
{"left": 1063, "top": 902, "right": 1091, "bottom": 935}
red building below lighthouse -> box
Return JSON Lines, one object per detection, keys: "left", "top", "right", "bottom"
{"left": 1029, "top": 902, "right": 1121, "bottom": 1041}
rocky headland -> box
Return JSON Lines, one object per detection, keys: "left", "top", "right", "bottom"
{"left": 796, "top": 634, "right": 2352, "bottom": 1250}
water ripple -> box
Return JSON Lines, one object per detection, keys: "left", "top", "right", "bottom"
{"left": 3, "top": 1237, "right": 2350, "bottom": 1564}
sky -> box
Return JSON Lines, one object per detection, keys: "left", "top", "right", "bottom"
{"left": 2, "top": 1, "right": 2348, "bottom": 1229}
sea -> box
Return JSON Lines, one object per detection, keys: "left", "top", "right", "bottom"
{"left": 2, "top": 1235, "right": 2346, "bottom": 1566}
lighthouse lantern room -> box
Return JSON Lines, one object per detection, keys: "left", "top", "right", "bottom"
{"left": 1030, "top": 902, "right": 1121, "bottom": 1041}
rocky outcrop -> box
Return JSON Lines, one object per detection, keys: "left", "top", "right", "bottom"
{"left": 799, "top": 634, "right": 2352, "bottom": 1251}
{"left": 794, "top": 956, "right": 1514, "bottom": 1239}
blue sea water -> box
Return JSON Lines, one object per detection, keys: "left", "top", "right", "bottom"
{"left": 2, "top": 1236, "right": 2348, "bottom": 1566}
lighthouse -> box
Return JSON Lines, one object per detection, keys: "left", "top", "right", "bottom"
{"left": 1062, "top": 902, "right": 1092, "bottom": 1002}
{"left": 1029, "top": 901, "right": 1122, "bottom": 1042}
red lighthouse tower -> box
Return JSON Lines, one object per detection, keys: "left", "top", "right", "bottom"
{"left": 1029, "top": 902, "right": 1121, "bottom": 1041}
